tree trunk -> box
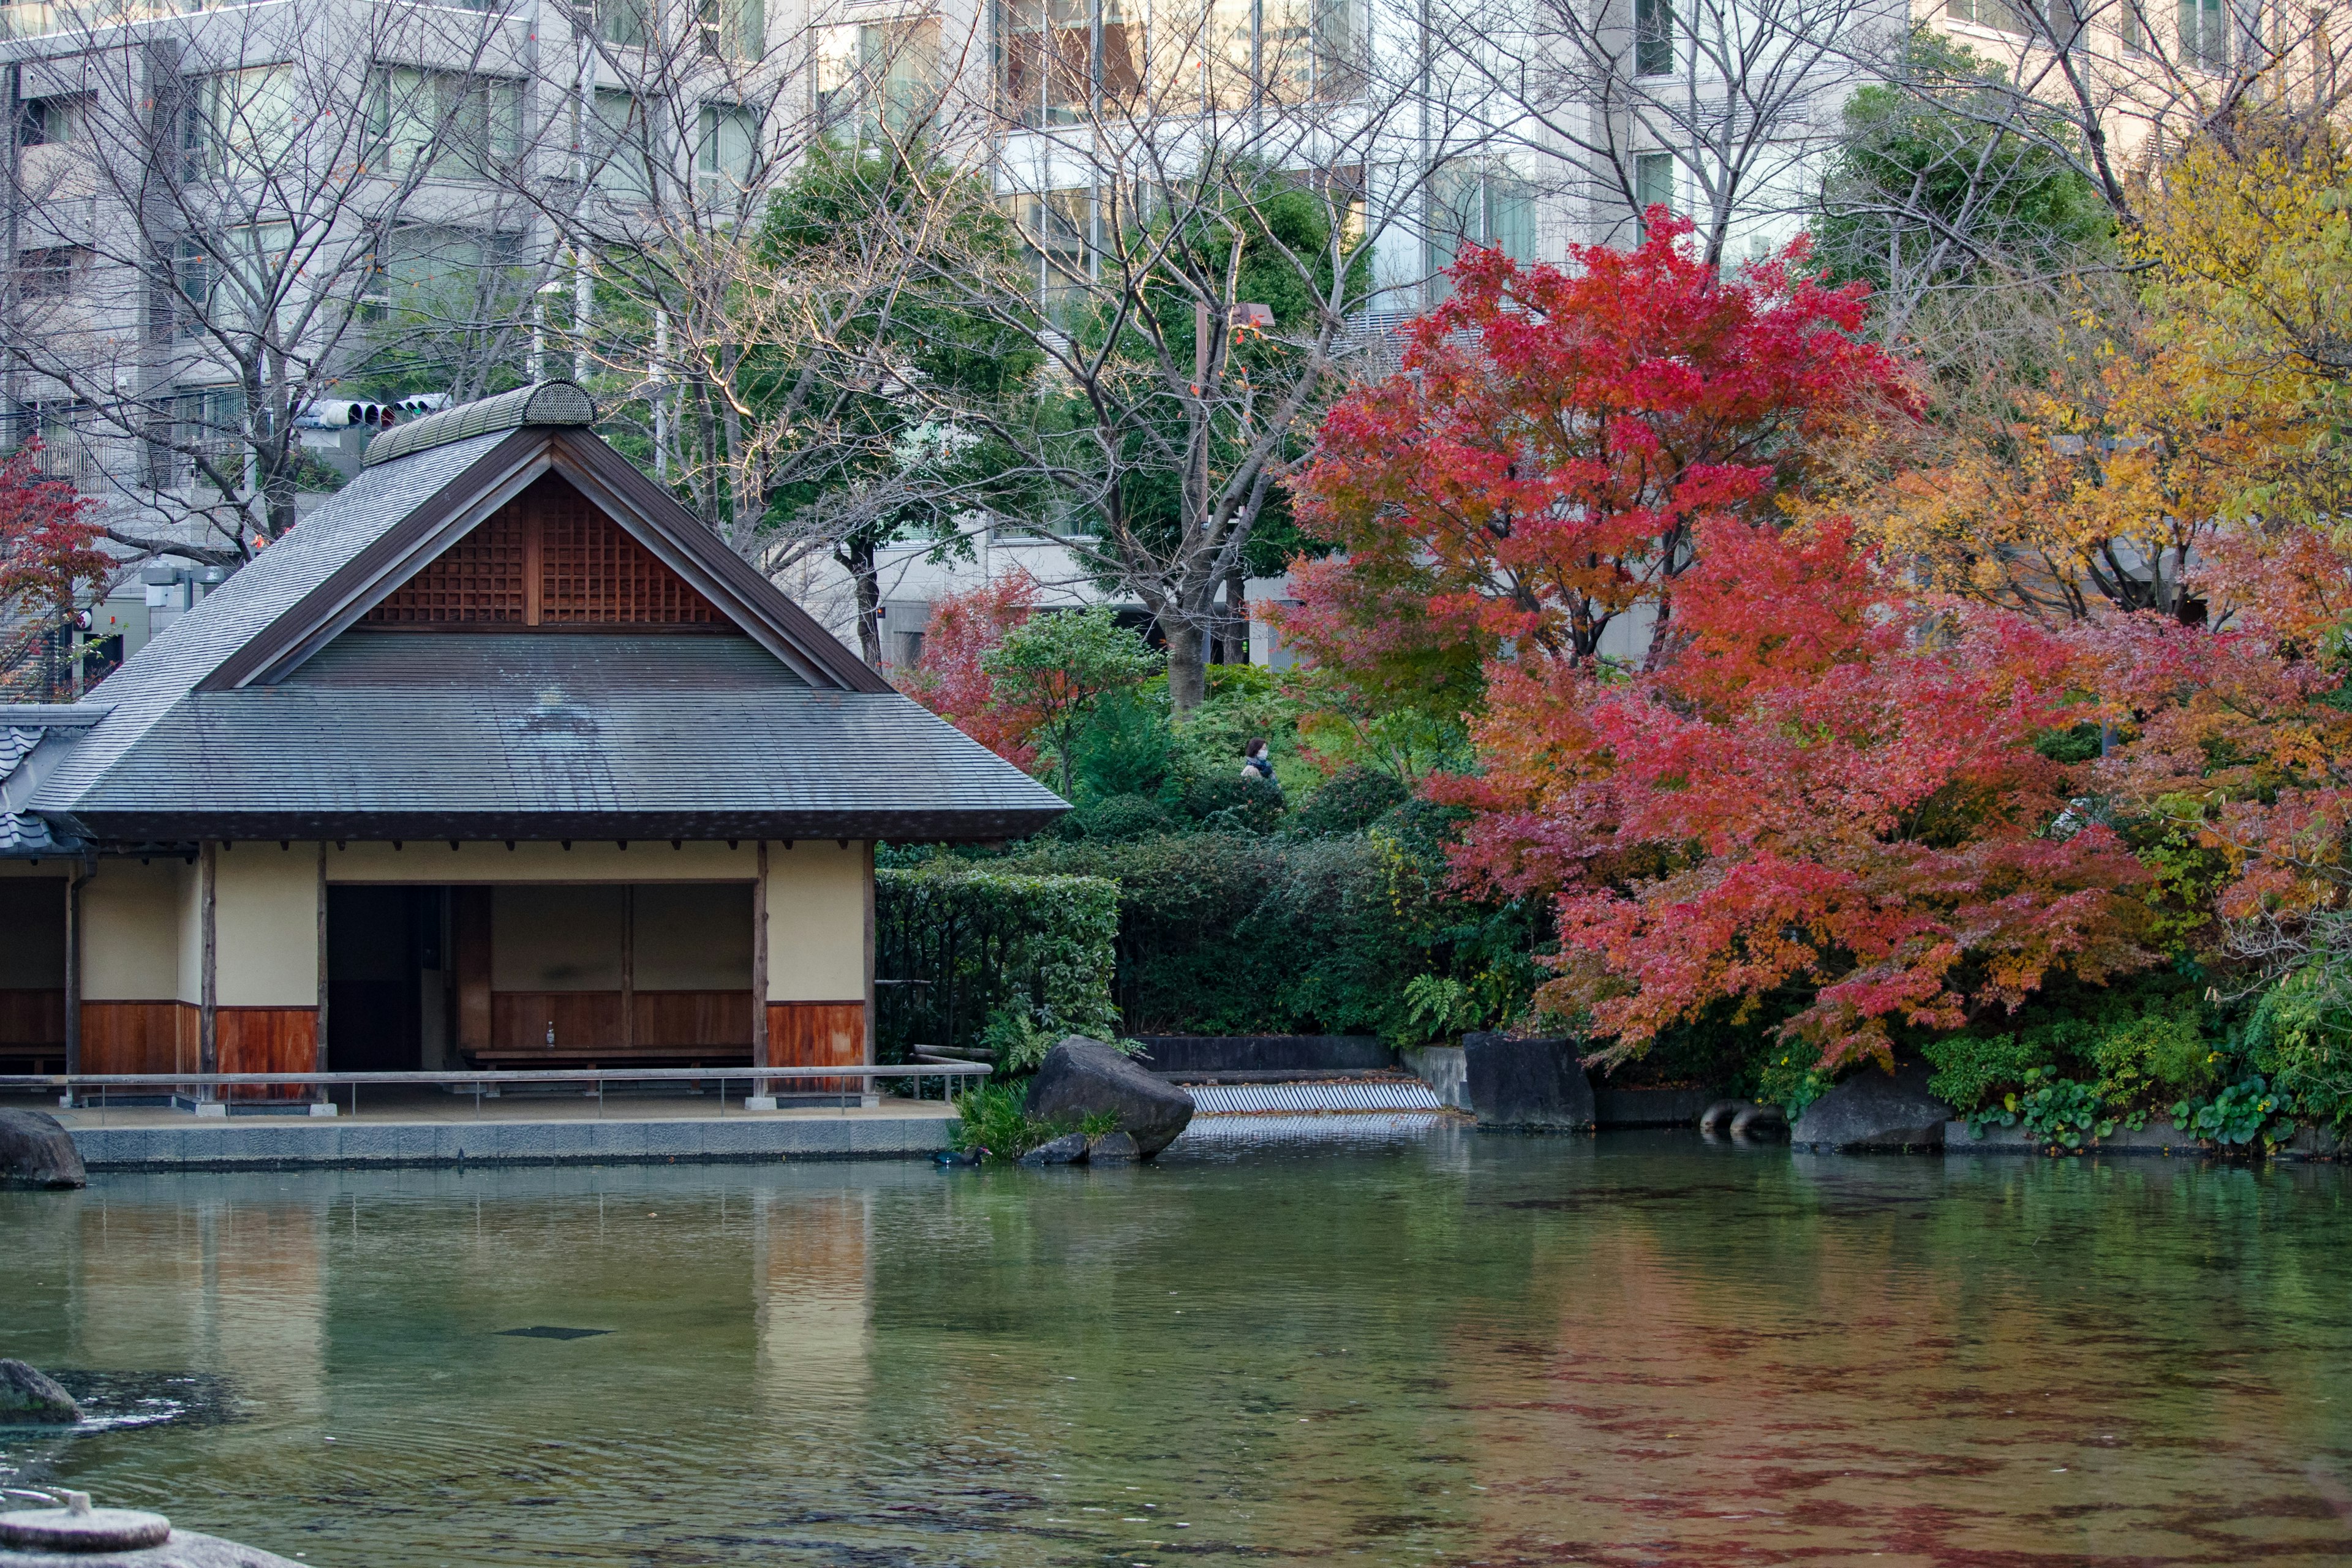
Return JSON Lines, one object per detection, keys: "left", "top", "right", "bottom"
{"left": 1164, "top": 617, "right": 1207, "bottom": 712}
{"left": 843, "top": 536, "right": 883, "bottom": 669}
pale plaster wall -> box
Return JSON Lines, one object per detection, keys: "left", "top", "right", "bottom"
{"left": 214, "top": 843, "right": 321, "bottom": 1007}
{"left": 80, "top": 858, "right": 186, "bottom": 1001}
{"left": 176, "top": 859, "right": 202, "bottom": 1004}
{"left": 326, "top": 840, "right": 758, "bottom": 883}
{"left": 0, "top": 878, "right": 66, "bottom": 987}
{"left": 0, "top": 863, "right": 70, "bottom": 879}
{"left": 764, "top": 840, "right": 867, "bottom": 1002}
{"left": 636, "top": 884, "right": 753, "bottom": 990}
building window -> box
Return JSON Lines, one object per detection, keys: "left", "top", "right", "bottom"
{"left": 2178, "top": 0, "right": 2227, "bottom": 67}
{"left": 179, "top": 66, "right": 296, "bottom": 183}
{"left": 26, "top": 401, "right": 97, "bottom": 488}
{"left": 365, "top": 227, "right": 522, "bottom": 323}
{"left": 1635, "top": 151, "right": 1674, "bottom": 232}
{"left": 164, "top": 385, "right": 246, "bottom": 489}
{"left": 592, "top": 89, "right": 657, "bottom": 199}
{"left": 815, "top": 19, "right": 944, "bottom": 141}
{"left": 174, "top": 222, "right": 293, "bottom": 337}
{"left": 999, "top": 0, "right": 1141, "bottom": 126}
{"left": 1943, "top": 0, "right": 2035, "bottom": 31}
{"left": 1634, "top": 0, "right": 1673, "bottom": 75}
{"left": 1427, "top": 161, "right": 1536, "bottom": 298}
{"left": 2119, "top": 0, "right": 2149, "bottom": 50}
{"left": 1007, "top": 189, "right": 1093, "bottom": 306}
{"left": 696, "top": 103, "right": 758, "bottom": 192}
{"left": 16, "top": 246, "right": 83, "bottom": 297}
{"left": 1193, "top": 0, "right": 1359, "bottom": 112}
{"left": 18, "top": 92, "right": 88, "bottom": 147}
{"left": 600, "top": 0, "right": 650, "bottom": 46}
{"left": 367, "top": 66, "right": 523, "bottom": 182}
{"left": 698, "top": 0, "right": 764, "bottom": 61}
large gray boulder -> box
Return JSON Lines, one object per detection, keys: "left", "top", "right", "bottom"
{"left": 0, "top": 1110, "right": 84, "bottom": 1190}
{"left": 0, "top": 1362, "right": 80, "bottom": 1423}
{"left": 1462, "top": 1033, "right": 1595, "bottom": 1130}
{"left": 1025, "top": 1038, "right": 1194, "bottom": 1159}
{"left": 1790, "top": 1062, "right": 1953, "bottom": 1152}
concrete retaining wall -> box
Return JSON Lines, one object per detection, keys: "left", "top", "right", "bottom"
{"left": 1400, "top": 1045, "right": 1468, "bottom": 1110}
{"left": 1131, "top": 1036, "right": 1395, "bottom": 1074}
{"left": 67, "top": 1112, "right": 957, "bottom": 1172}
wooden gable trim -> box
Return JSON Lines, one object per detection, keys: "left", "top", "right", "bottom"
{"left": 361, "top": 473, "right": 738, "bottom": 630}
{"left": 200, "top": 428, "right": 889, "bottom": 693}
{"left": 545, "top": 432, "right": 892, "bottom": 694}
{"left": 200, "top": 432, "right": 556, "bottom": 692}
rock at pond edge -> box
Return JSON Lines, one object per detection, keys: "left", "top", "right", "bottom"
{"left": 0, "top": 1110, "right": 85, "bottom": 1191}
{"left": 1790, "top": 1062, "right": 1953, "bottom": 1153}
{"left": 1017, "top": 1132, "right": 1089, "bottom": 1167}
{"left": 1024, "top": 1038, "right": 1194, "bottom": 1159}
{"left": 1087, "top": 1131, "right": 1140, "bottom": 1164}
{"left": 0, "top": 1361, "right": 80, "bottom": 1424}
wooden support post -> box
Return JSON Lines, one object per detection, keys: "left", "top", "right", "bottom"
{"left": 315, "top": 843, "right": 330, "bottom": 1082}
{"left": 199, "top": 841, "right": 218, "bottom": 1088}
{"left": 619, "top": 884, "right": 635, "bottom": 1051}
{"left": 862, "top": 839, "right": 877, "bottom": 1104}
{"left": 63, "top": 861, "right": 82, "bottom": 1083}
{"left": 751, "top": 842, "right": 769, "bottom": 1098}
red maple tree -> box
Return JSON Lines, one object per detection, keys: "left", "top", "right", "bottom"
{"left": 1287, "top": 223, "right": 2158, "bottom": 1068}
{"left": 894, "top": 570, "right": 1048, "bottom": 771}
{"left": 1447, "top": 516, "right": 2158, "bottom": 1068}
{"left": 1278, "top": 215, "right": 1917, "bottom": 715}
{"left": 0, "top": 441, "right": 109, "bottom": 698}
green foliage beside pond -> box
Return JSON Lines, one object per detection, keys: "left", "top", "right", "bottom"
{"left": 874, "top": 863, "right": 1121, "bottom": 1065}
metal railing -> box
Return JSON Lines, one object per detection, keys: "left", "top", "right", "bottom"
{"left": 0, "top": 1063, "right": 992, "bottom": 1123}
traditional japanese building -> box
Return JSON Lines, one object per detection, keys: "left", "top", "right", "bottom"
{"left": 0, "top": 383, "right": 1063, "bottom": 1091}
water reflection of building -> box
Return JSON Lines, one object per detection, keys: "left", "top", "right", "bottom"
{"left": 71, "top": 1191, "right": 326, "bottom": 1424}
{"left": 754, "top": 1189, "right": 875, "bottom": 1411}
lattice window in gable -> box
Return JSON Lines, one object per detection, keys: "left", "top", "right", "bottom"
{"left": 364, "top": 508, "right": 529, "bottom": 623}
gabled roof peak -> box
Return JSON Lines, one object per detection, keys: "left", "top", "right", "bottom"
{"left": 365, "top": 381, "right": 597, "bottom": 469}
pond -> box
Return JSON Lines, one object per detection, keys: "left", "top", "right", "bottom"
{"left": 4, "top": 1127, "right": 2351, "bottom": 1567}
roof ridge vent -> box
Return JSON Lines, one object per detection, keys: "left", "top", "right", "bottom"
{"left": 363, "top": 382, "right": 597, "bottom": 468}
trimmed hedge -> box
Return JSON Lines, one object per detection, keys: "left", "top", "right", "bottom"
{"left": 875, "top": 864, "right": 1121, "bottom": 1063}
{"left": 982, "top": 833, "right": 1423, "bottom": 1036}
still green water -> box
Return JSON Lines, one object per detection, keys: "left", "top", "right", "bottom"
{"left": 4, "top": 1126, "right": 2351, "bottom": 1567}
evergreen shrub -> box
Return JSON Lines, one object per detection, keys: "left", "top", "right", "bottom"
{"left": 875, "top": 864, "right": 1121, "bottom": 1063}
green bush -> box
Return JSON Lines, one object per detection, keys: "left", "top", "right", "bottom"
{"left": 1921, "top": 977, "right": 2218, "bottom": 1117}
{"left": 1924, "top": 1030, "right": 2052, "bottom": 1115}
{"left": 2243, "top": 965, "right": 2352, "bottom": 1130}
{"left": 984, "top": 833, "right": 1409, "bottom": 1035}
{"left": 1291, "top": 766, "right": 1410, "bottom": 837}
{"left": 2173, "top": 1075, "right": 2295, "bottom": 1149}
{"left": 1065, "top": 793, "right": 1178, "bottom": 841}
{"left": 949, "top": 1081, "right": 1120, "bottom": 1161}
{"left": 1967, "top": 1067, "right": 2117, "bottom": 1150}
{"left": 875, "top": 864, "right": 1121, "bottom": 1061}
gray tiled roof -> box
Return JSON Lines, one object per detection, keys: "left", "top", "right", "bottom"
{"left": 14, "top": 419, "right": 1065, "bottom": 846}
{"left": 55, "top": 633, "right": 1065, "bottom": 842}
{"left": 26, "top": 432, "right": 513, "bottom": 818}
{"left": 0, "top": 725, "right": 64, "bottom": 853}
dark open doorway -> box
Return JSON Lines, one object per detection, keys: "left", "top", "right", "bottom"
{"left": 325, "top": 886, "right": 447, "bottom": 1072}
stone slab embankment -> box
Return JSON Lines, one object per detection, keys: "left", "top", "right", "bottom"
{"left": 61, "top": 1110, "right": 957, "bottom": 1172}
